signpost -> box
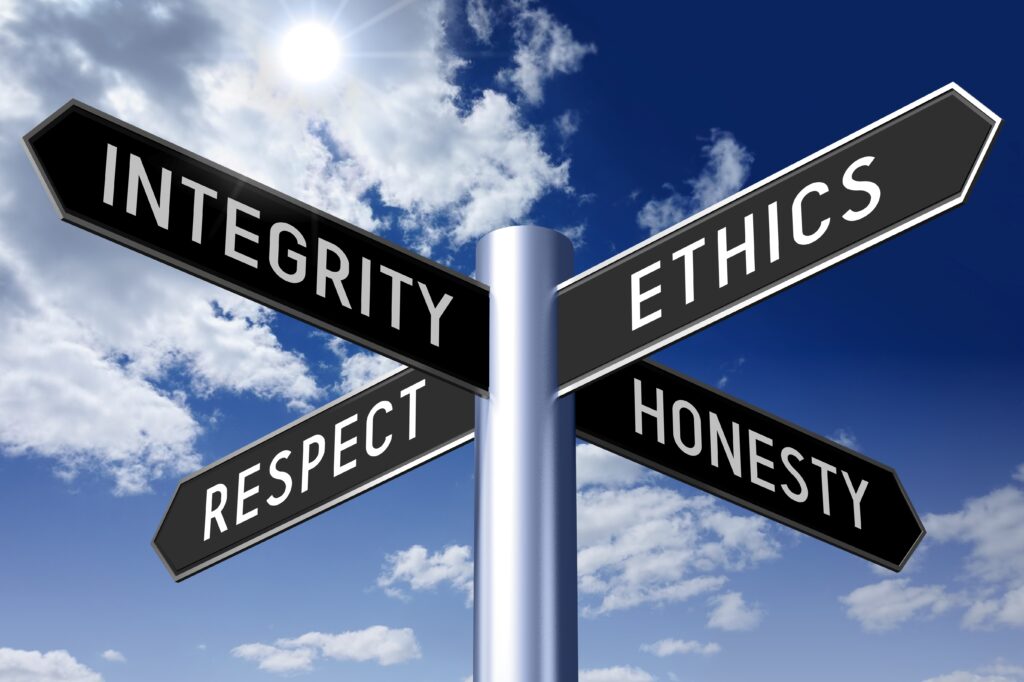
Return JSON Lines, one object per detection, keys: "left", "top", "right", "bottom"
{"left": 23, "top": 101, "right": 489, "bottom": 395}
{"left": 153, "top": 367, "right": 474, "bottom": 581}
{"left": 24, "top": 82, "right": 1002, "bottom": 682}
{"left": 576, "top": 360, "right": 924, "bottom": 570}
{"left": 558, "top": 84, "right": 1001, "bottom": 394}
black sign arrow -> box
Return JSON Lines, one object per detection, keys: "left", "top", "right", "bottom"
{"left": 24, "top": 101, "right": 489, "bottom": 394}
{"left": 576, "top": 360, "right": 925, "bottom": 570}
{"left": 559, "top": 84, "right": 1000, "bottom": 394}
{"left": 153, "top": 367, "right": 474, "bottom": 581}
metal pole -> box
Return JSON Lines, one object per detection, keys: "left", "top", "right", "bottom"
{"left": 475, "top": 226, "right": 576, "bottom": 682}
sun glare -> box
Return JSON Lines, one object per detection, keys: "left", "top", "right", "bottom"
{"left": 279, "top": 21, "right": 342, "bottom": 84}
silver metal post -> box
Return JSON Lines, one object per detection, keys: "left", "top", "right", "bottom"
{"left": 475, "top": 226, "right": 576, "bottom": 682}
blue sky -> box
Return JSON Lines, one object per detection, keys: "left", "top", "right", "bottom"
{"left": 0, "top": 1, "right": 1022, "bottom": 681}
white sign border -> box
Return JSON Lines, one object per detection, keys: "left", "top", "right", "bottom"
{"left": 557, "top": 83, "right": 1001, "bottom": 396}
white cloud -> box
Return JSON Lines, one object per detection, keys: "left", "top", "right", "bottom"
{"left": 0, "top": 648, "right": 102, "bottom": 682}
{"left": 839, "top": 578, "right": 959, "bottom": 632}
{"left": 466, "top": 0, "right": 494, "bottom": 43}
{"left": 840, "top": 465, "right": 1024, "bottom": 632}
{"left": 924, "top": 674, "right": 1013, "bottom": 682}
{"left": 0, "top": 2, "right": 322, "bottom": 493}
{"left": 0, "top": 257, "right": 201, "bottom": 495}
{"left": 499, "top": 3, "right": 596, "bottom": 105}
{"left": 637, "top": 130, "right": 753, "bottom": 235}
{"left": 232, "top": 643, "right": 315, "bottom": 674}
{"left": 830, "top": 428, "right": 859, "bottom": 450}
{"left": 923, "top": 661, "right": 1024, "bottom": 682}
{"left": 0, "top": 64, "right": 41, "bottom": 120}
{"left": 579, "top": 666, "right": 654, "bottom": 682}
{"left": 287, "top": 629, "right": 421, "bottom": 666}
{"left": 636, "top": 184, "right": 687, "bottom": 237}
{"left": 558, "top": 224, "right": 586, "bottom": 249}
{"left": 327, "top": 338, "right": 403, "bottom": 395}
{"left": 555, "top": 109, "right": 580, "bottom": 141}
{"left": 378, "top": 544, "right": 474, "bottom": 602}
{"left": 707, "top": 591, "right": 763, "bottom": 631}
{"left": 190, "top": 0, "right": 576, "bottom": 251}
{"left": 715, "top": 356, "right": 746, "bottom": 389}
{"left": 576, "top": 443, "right": 653, "bottom": 490}
{"left": 1, "top": 0, "right": 591, "bottom": 492}
{"left": 924, "top": 467, "right": 1024, "bottom": 629}
{"left": 0, "top": 238, "right": 319, "bottom": 493}
{"left": 641, "top": 638, "right": 720, "bottom": 657}
{"left": 377, "top": 453, "right": 779, "bottom": 619}
{"left": 577, "top": 482, "right": 779, "bottom": 615}
{"left": 925, "top": 482, "right": 1024, "bottom": 587}
{"left": 232, "top": 626, "right": 421, "bottom": 674}
{"left": 99, "top": 651, "right": 124, "bottom": 664}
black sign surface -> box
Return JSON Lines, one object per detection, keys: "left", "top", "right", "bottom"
{"left": 559, "top": 84, "right": 1000, "bottom": 393}
{"left": 24, "top": 102, "right": 489, "bottom": 394}
{"left": 153, "top": 367, "right": 474, "bottom": 581}
{"left": 576, "top": 360, "right": 924, "bottom": 570}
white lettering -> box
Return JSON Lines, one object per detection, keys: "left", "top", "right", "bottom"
{"left": 360, "top": 257, "right": 372, "bottom": 317}
{"left": 333, "top": 414, "right": 358, "bottom": 476}
{"left": 366, "top": 400, "right": 393, "bottom": 457}
{"left": 267, "top": 450, "right": 292, "bottom": 507}
{"left": 842, "top": 156, "right": 881, "bottom": 222}
{"left": 717, "top": 220, "right": 755, "bottom": 288}
{"left": 792, "top": 181, "right": 830, "bottom": 245}
{"left": 748, "top": 430, "right": 775, "bottom": 492}
{"left": 842, "top": 471, "right": 869, "bottom": 530}
{"left": 766, "top": 201, "right": 780, "bottom": 263}
{"left": 671, "top": 238, "right": 706, "bottom": 305}
{"left": 225, "top": 198, "right": 260, "bottom": 268}
{"left": 180, "top": 176, "right": 217, "bottom": 244}
{"left": 126, "top": 153, "right": 171, "bottom": 228}
{"left": 315, "top": 239, "right": 351, "bottom": 308}
{"left": 301, "top": 434, "right": 326, "bottom": 493}
{"left": 102, "top": 143, "right": 117, "bottom": 206}
{"left": 671, "top": 399, "right": 702, "bottom": 455}
{"left": 203, "top": 483, "right": 228, "bottom": 541}
{"left": 709, "top": 412, "right": 742, "bottom": 477}
{"left": 633, "top": 378, "right": 665, "bottom": 444}
{"left": 400, "top": 379, "right": 427, "bottom": 440}
{"left": 380, "top": 265, "right": 412, "bottom": 331}
{"left": 236, "top": 463, "right": 261, "bottom": 525}
{"left": 630, "top": 261, "right": 663, "bottom": 330}
{"left": 269, "top": 222, "right": 306, "bottom": 283}
{"left": 419, "top": 283, "right": 453, "bottom": 347}
{"left": 811, "top": 457, "right": 837, "bottom": 517}
{"left": 780, "top": 447, "right": 809, "bottom": 503}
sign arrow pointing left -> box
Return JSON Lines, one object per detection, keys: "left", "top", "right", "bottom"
{"left": 153, "top": 366, "right": 474, "bottom": 581}
{"left": 23, "top": 101, "right": 490, "bottom": 394}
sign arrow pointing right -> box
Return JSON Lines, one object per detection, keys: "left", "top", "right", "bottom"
{"left": 559, "top": 84, "right": 1000, "bottom": 395}
{"left": 576, "top": 360, "right": 925, "bottom": 571}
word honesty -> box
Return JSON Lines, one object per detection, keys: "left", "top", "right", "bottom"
{"left": 576, "top": 360, "right": 924, "bottom": 570}
{"left": 153, "top": 367, "right": 474, "bottom": 581}
{"left": 24, "top": 101, "right": 489, "bottom": 394}
{"left": 558, "top": 84, "right": 1000, "bottom": 394}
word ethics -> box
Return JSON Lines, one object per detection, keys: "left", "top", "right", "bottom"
{"left": 630, "top": 156, "right": 879, "bottom": 330}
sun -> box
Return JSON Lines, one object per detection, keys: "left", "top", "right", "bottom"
{"left": 279, "top": 21, "right": 342, "bottom": 85}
